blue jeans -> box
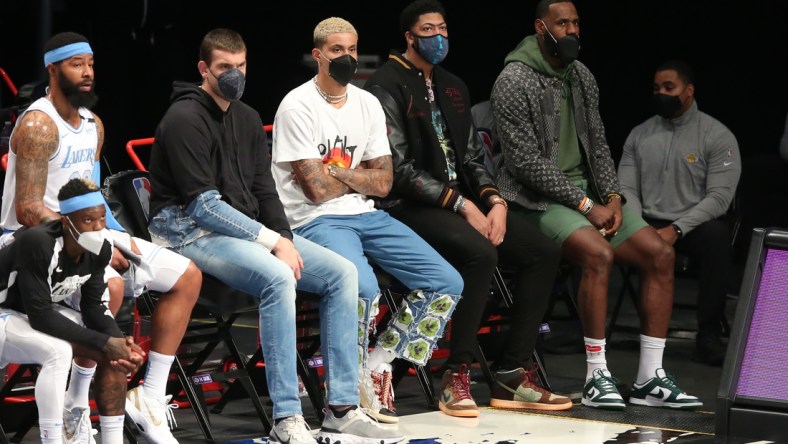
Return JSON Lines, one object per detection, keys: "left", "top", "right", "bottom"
{"left": 295, "top": 211, "right": 463, "bottom": 366}
{"left": 150, "top": 206, "right": 359, "bottom": 419}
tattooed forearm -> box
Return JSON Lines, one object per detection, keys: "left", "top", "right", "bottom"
{"left": 292, "top": 159, "right": 350, "bottom": 204}
{"left": 11, "top": 111, "right": 60, "bottom": 226}
{"left": 333, "top": 155, "right": 393, "bottom": 197}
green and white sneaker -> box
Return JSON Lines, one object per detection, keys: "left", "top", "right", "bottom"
{"left": 629, "top": 368, "right": 702, "bottom": 410}
{"left": 581, "top": 368, "right": 625, "bottom": 410}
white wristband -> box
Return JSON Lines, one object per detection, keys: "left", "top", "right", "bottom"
{"left": 255, "top": 226, "right": 282, "bottom": 251}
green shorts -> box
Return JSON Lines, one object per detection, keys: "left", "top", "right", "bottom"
{"left": 519, "top": 203, "right": 649, "bottom": 249}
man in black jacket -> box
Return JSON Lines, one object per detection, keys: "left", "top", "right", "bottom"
{"left": 365, "top": 0, "right": 571, "bottom": 417}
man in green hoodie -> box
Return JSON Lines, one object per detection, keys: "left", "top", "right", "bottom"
{"left": 491, "top": 0, "right": 702, "bottom": 411}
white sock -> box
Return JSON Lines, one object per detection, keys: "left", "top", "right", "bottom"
{"left": 64, "top": 362, "right": 96, "bottom": 410}
{"left": 584, "top": 337, "right": 608, "bottom": 381}
{"left": 143, "top": 351, "right": 175, "bottom": 400}
{"left": 366, "top": 347, "right": 395, "bottom": 373}
{"left": 637, "top": 334, "right": 666, "bottom": 384}
{"left": 38, "top": 418, "right": 63, "bottom": 444}
{"left": 99, "top": 415, "right": 125, "bottom": 444}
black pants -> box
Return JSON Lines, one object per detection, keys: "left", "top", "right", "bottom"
{"left": 388, "top": 202, "right": 561, "bottom": 371}
{"left": 646, "top": 218, "right": 732, "bottom": 337}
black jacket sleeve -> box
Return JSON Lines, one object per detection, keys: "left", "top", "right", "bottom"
{"left": 16, "top": 231, "right": 116, "bottom": 351}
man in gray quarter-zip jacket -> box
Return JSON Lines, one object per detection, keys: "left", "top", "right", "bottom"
{"left": 492, "top": 0, "right": 702, "bottom": 412}
{"left": 618, "top": 60, "right": 741, "bottom": 367}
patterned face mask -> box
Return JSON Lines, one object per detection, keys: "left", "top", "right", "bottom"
{"left": 413, "top": 33, "right": 449, "bottom": 65}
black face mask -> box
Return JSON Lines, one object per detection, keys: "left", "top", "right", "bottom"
{"left": 653, "top": 93, "right": 682, "bottom": 119}
{"left": 540, "top": 20, "right": 580, "bottom": 65}
{"left": 322, "top": 53, "right": 358, "bottom": 87}
{"left": 209, "top": 67, "right": 245, "bottom": 101}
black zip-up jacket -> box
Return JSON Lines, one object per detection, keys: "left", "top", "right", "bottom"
{"left": 149, "top": 81, "right": 292, "bottom": 239}
{"left": 365, "top": 52, "right": 500, "bottom": 210}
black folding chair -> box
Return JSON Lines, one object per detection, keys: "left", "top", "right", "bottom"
{"left": 103, "top": 169, "right": 273, "bottom": 439}
{"left": 0, "top": 365, "right": 39, "bottom": 443}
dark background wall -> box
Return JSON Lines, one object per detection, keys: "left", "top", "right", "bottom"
{"left": 2, "top": 0, "right": 786, "bottom": 165}
{"left": 2, "top": 0, "right": 787, "bottom": 235}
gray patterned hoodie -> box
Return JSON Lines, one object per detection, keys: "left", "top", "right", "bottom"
{"left": 491, "top": 35, "right": 621, "bottom": 211}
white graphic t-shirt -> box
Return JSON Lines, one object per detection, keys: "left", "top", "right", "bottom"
{"left": 272, "top": 80, "right": 391, "bottom": 229}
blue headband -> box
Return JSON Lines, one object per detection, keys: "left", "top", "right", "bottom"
{"left": 59, "top": 191, "right": 105, "bottom": 215}
{"left": 44, "top": 42, "right": 93, "bottom": 67}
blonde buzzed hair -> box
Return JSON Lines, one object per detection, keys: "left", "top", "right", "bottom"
{"left": 313, "top": 17, "right": 357, "bottom": 47}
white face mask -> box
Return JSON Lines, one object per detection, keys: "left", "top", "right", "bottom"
{"left": 66, "top": 217, "right": 111, "bottom": 256}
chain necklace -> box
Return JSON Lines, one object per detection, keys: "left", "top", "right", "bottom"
{"left": 313, "top": 77, "right": 347, "bottom": 104}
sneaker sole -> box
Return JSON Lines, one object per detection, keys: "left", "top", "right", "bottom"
{"left": 629, "top": 397, "right": 702, "bottom": 409}
{"left": 438, "top": 402, "right": 479, "bottom": 417}
{"left": 490, "top": 398, "right": 573, "bottom": 411}
{"left": 581, "top": 397, "right": 625, "bottom": 410}
{"left": 125, "top": 398, "right": 152, "bottom": 432}
{"left": 317, "top": 431, "right": 404, "bottom": 444}
{"left": 364, "top": 410, "right": 399, "bottom": 424}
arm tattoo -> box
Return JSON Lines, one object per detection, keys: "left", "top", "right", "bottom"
{"left": 333, "top": 155, "right": 393, "bottom": 198}
{"left": 94, "top": 114, "right": 105, "bottom": 160}
{"left": 12, "top": 111, "right": 61, "bottom": 227}
{"left": 292, "top": 159, "right": 349, "bottom": 204}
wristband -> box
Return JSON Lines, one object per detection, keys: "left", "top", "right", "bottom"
{"left": 577, "top": 196, "right": 594, "bottom": 215}
{"left": 671, "top": 224, "right": 683, "bottom": 239}
{"left": 605, "top": 193, "right": 622, "bottom": 204}
{"left": 453, "top": 196, "right": 466, "bottom": 213}
{"left": 489, "top": 195, "right": 508, "bottom": 211}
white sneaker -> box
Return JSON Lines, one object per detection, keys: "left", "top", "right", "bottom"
{"left": 125, "top": 386, "right": 179, "bottom": 444}
{"left": 358, "top": 366, "right": 398, "bottom": 424}
{"left": 269, "top": 415, "right": 317, "bottom": 444}
{"left": 62, "top": 406, "right": 97, "bottom": 444}
{"left": 316, "top": 407, "right": 403, "bottom": 444}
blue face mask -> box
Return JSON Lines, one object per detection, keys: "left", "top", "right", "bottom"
{"left": 413, "top": 33, "right": 449, "bottom": 65}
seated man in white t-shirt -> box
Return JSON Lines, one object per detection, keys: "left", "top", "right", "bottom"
{"left": 272, "top": 17, "right": 463, "bottom": 424}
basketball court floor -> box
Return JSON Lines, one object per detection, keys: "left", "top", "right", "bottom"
{"left": 2, "top": 266, "right": 774, "bottom": 443}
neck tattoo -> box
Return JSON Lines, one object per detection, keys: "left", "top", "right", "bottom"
{"left": 313, "top": 76, "right": 347, "bottom": 104}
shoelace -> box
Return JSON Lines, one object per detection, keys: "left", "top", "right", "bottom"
{"left": 75, "top": 410, "right": 92, "bottom": 441}
{"left": 657, "top": 372, "right": 682, "bottom": 392}
{"left": 450, "top": 368, "right": 472, "bottom": 401}
{"left": 148, "top": 395, "right": 179, "bottom": 430}
{"left": 523, "top": 366, "right": 549, "bottom": 395}
{"left": 282, "top": 415, "right": 313, "bottom": 440}
{"left": 372, "top": 371, "right": 396, "bottom": 411}
{"left": 593, "top": 370, "right": 620, "bottom": 392}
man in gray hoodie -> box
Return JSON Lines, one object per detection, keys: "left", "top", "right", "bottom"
{"left": 618, "top": 60, "right": 741, "bottom": 367}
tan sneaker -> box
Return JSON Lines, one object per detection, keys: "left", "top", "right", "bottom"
{"left": 490, "top": 367, "right": 572, "bottom": 411}
{"left": 359, "top": 367, "right": 398, "bottom": 423}
{"left": 438, "top": 364, "right": 479, "bottom": 417}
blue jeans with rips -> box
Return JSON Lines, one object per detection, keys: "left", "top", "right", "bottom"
{"left": 149, "top": 204, "right": 359, "bottom": 419}
{"left": 294, "top": 210, "right": 463, "bottom": 366}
